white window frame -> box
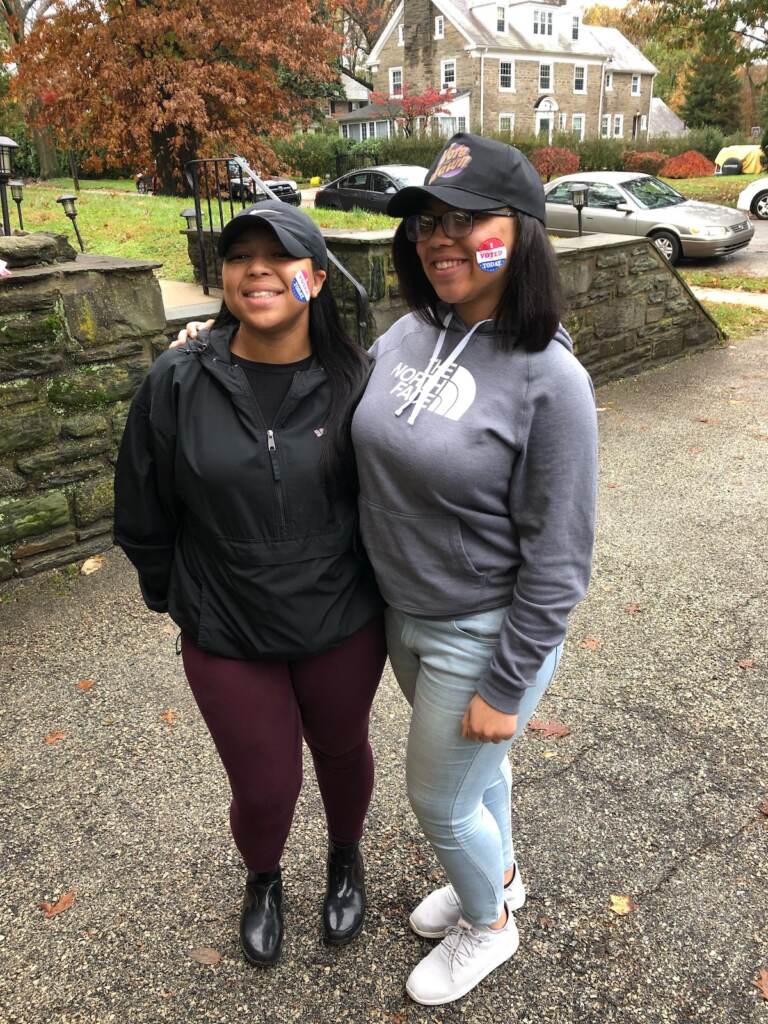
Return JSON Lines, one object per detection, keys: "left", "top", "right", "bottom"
{"left": 559, "top": 112, "right": 567, "bottom": 131}
{"left": 440, "top": 58, "right": 457, "bottom": 90}
{"left": 600, "top": 114, "right": 609, "bottom": 138}
{"left": 498, "top": 60, "right": 515, "bottom": 91}
{"left": 573, "top": 65, "right": 586, "bottom": 94}
{"left": 389, "top": 66, "right": 403, "bottom": 97}
{"left": 572, "top": 15, "right": 580, "bottom": 40}
{"left": 613, "top": 113, "right": 624, "bottom": 138}
{"left": 533, "top": 9, "right": 553, "bottom": 35}
{"left": 604, "top": 71, "right": 613, "bottom": 91}
{"left": 457, "top": 115, "right": 467, "bottom": 132}
{"left": 631, "top": 74, "right": 641, "bottom": 96}
{"left": 539, "top": 62, "right": 553, "bottom": 93}
{"left": 640, "top": 114, "right": 648, "bottom": 131}
{"left": 496, "top": 5, "right": 506, "bottom": 32}
{"left": 499, "top": 112, "right": 515, "bottom": 134}
{"left": 341, "top": 123, "right": 349, "bottom": 139}
{"left": 397, "top": 23, "right": 404, "bottom": 46}
{"left": 434, "top": 15, "right": 444, "bottom": 39}
{"left": 572, "top": 113, "right": 585, "bottom": 141}
{"left": 360, "top": 122, "right": 368, "bottom": 141}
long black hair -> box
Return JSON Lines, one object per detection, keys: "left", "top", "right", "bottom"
{"left": 391, "top": 211, "right": 562, "bottom": 352}
{"left": 212, "top": 282, "right": 370, "bottom": 491}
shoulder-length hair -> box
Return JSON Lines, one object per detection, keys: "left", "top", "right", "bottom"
{"left": 212, "top": 281, "right": 369, "bottom": 492}
{"left": 391, "top": 211, "right": 562, "bottom": 352}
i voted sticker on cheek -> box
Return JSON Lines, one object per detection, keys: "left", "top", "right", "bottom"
{"left": 475, "top": 237, "right": 507, "bottom": 273}
{"left": 291, "top": 269, "right": 312, "bottom": 303}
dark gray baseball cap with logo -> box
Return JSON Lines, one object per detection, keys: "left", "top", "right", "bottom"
{"left": 386, "top": 132, "right": 545, "bottom": 223}
{"left": 217, "top": 200, "right": 328, "bottom": 270}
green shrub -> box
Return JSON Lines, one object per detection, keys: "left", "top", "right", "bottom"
{"left": 576, "top": 138, "right": 625, "bottom": 171}
{"left": 270, "top": 131, "right": 351, "bottom": 179}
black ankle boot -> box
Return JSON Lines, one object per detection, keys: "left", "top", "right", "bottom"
{"left": 240, "top": 866, "right": 283, "bottom": 966}
{"left": 323, "top": 840, "right": 365, "bottom": 946}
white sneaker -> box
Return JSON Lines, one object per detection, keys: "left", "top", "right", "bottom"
{"left": 406, "top": 912, "right": 520, "bottom": 1005}
{"left": 409, "top": 867, "right": 526, "bottom": 939}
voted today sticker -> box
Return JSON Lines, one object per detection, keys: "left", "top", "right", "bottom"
{"left": 475, "top": 237, "right": 507, "bottom": 273}
{"left": 291, "top": 269, "right": 312, "bottom": 303}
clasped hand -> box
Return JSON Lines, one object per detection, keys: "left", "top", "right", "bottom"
{"left": 461, "top": 694, "right": 518, "bottom": 743}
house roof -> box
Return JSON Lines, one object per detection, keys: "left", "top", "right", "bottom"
{"left": 585, "top": 26, "right": 657, "bottom": 74}
{"left": 340, "top": 70, "right": 373, "bottom": 98}
{"left": 334, "top": 92, "right": 471, "bottom": 122}
{"left": 649, "top": 97, "right": 687, "bottom": 138}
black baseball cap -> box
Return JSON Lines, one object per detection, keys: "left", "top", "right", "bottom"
{"left": 217, "top": 200, "right": 328, "bottom": 270}
{"left": 386, "top": 132, "right": 545, "bottom": 224}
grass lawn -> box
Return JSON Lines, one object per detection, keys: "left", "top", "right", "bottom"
{"left": 34, "top": 177, "right": 137, "bottom": 192}
{"left": 21, "top": 185, "right": 396, "bottom": 282}
{"left": 701, "top": 300, "right": 768, "bottom": 340}
{"left": 665, "top": 174, "right": 763, "bottom": 207}
{"left": 681, "top": 269, "right": 768, "bottom": 293}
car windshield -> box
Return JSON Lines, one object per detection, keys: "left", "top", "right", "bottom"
{"left": 622, "top": 177, "right": 685, "bottom": 209}
{"left": 391, "top": 167, "right": 427, "bottom": 188}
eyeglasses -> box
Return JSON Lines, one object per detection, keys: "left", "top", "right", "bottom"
{"left": 404, "top": 209, "right": 516, "bottom": 242}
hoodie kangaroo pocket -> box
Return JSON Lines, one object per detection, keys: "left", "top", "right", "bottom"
{"left": 359, "top": 497, "right": 486, "bottom": 607}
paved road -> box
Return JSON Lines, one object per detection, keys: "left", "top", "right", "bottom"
{"left": 684, "top": 218, "right": 768, "bottom": 276}
{"left": 1, "top": 333, "right": 767, "bottom": 1024}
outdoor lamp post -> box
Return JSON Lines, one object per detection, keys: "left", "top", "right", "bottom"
{"left": 10, "top": 181, "right": 24, "bottom": 230}
{"left": 570, "top": 183, "right": 588, "bottom": 237}
{"left": 0, "top": 135, "right": 19, "bottom": 237}
{"left": 57, "top": 194, "right": 85, "bottom": 252}
{"left": 180, "top": 207, "right": 198, "bottom": 231}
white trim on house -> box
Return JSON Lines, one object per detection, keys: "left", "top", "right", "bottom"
{"left": 441, "top": 57, "right": 457, "bottom": 89}
{"left": 573, "top": 64, "right": 586, "bottom": 93}
{"left": 572, "top": 112, "right": 586, "bottom": 140}
{"left": 631, "top": 73, "right": 641, "bottom": 96}
{"left": 499, "top": 112, "right": 515, "bottom": 134}
{"left": 604, "top": 70, "right": 613, "bottom": 90}
{"left": 539, "top": 61, "right": 553, "bottom": 93}
{"left": 613, "top": 112, "right": 624, "bottom": 138}
{"left": 600, "top": 113, "right": 610, "bottom": 138}
{"left": 397, "top": 23, "right": 404, "bottom": 46}
{"left": 498, "top": 58, "right": 515, "bottom": 91}
{"left": 367, "top": 0, "right": 403, "bottom": 65}
{"left": 435, "top": 14, "right": 445, "bottom": 39}
{"left": 389, "top": 66, "right": 403, "bottom": 97}
{"left": 496, "top": 5, "right": 506, "bottom": 33}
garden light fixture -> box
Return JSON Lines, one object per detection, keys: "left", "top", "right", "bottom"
{"left": 570, "top": 183, "right": 588, "bottom": 237}
{"left": 180, "top": 207, "right": 199, "bottom": 231}
{"left": 0, "top": 135, "right": 19, "bottom": 236}
{"left": 10, "top": 181, "right": 24, "bottom": 230}
{"left": 57, "top": 194, "right": 85, "bottom": 252}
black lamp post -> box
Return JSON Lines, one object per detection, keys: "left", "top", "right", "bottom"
{"left": 570, "top": 183, "right": 588, "bottom": 237}
{"left": 57, "top": 194, "right": 85, "bottom": 252}
{"left": 0, "top": 136, "right": 19, "bottom": 236}
{"left": 10, "top": 181, "right": 24, "bottom": 230}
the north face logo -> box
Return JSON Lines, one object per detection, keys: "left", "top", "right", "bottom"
{"left": 390, "top": 358, "right": 476, "bottom": 421}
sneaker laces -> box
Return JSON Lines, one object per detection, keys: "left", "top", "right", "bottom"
{"left": 441, "top": 919, "right": 491, "bottom": 978}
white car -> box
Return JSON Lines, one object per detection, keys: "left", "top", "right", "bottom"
{"left": 737, "top": 177, "right": 768, "bottom": 220}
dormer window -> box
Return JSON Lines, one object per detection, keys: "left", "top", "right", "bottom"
{"left": 435, "top": 15, "right": 444, "bottom": 39}
{"left": 533, "top": 9, "right": 553, "bottom": 36}
{"left": 572, "top": 15, "right": 579, "bottom": 40}
{"left": 497, "top": 6, "right": 506, "bottom": 32}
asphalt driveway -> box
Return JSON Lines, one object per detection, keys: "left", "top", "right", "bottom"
{"left": 1, "top": 332, "right": 767, "bottom": 1024}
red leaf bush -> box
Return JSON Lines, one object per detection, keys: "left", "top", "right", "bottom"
{"left": 531, "top": 146, "right": 580, "bottom": 182}
{"left": 658, "top": 150, "right": 715, "bottom": 178}
{"left": 622, "top": 150, "right": 667, "bottom": 175}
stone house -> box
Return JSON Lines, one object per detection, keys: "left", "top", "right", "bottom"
{"left": 338, "top": 0, "right": 657, "bottom": 143}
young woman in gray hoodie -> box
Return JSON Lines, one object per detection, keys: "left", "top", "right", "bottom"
{"left": 351, "top": 133, "right": 598, "bottom": 1005}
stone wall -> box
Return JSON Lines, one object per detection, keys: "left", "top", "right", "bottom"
{"left": 0, "top": 234, "right": 166, "bottom": 581}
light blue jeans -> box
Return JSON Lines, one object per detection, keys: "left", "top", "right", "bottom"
{"left": 386, "top": 605, "right": 563, "bottom": 928}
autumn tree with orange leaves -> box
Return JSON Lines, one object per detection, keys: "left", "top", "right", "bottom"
{"left": 11, "top": 0, "right": 342, "bottom": 194}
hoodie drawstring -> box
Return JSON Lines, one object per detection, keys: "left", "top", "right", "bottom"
{"left": 394, "top": 312, "right": 491, "bottom": 425}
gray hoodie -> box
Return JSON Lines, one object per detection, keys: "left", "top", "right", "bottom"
{"left": 351, "top": 309, "right": 598, "bottom": 715}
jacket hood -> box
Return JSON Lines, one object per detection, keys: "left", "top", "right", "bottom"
{"left": 437, "top": 303, "right": 574, "bottom": 352}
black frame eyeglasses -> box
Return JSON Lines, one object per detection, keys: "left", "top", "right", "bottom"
{"left": 404, "top": 209, "right": 516, "bottom": 242}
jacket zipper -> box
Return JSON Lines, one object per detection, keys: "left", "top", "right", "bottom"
{"left": 266, "top": 429, "right": 288, "bottom": 534}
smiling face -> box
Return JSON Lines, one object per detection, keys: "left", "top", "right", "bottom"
{"left": 414, "top": 201, "right": 517, "bottom": 325}
{"left": 222, "top": 226, "right": 326, "bottom": 339}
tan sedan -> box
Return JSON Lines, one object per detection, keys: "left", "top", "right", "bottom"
{"left": 544, "top": 172, "right": 754, "bottom": 264}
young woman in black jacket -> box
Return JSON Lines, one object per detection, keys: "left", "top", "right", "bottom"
{"left": 114, "top": 202, "right": 385, "bottom": 966}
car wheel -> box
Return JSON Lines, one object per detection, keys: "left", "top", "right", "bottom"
{"left": 750, "top": 191, "right": 768, "bottom": 219}
{"left": 650, "top": 230, "right": 680, "bottom": 264}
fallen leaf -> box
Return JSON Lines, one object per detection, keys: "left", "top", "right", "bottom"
{"left": 39, "top": 890, "right": 76, "bottom": 918}
{"left": 190, "top": 947, "right": 221, "bottom": 965}
{"left": 596, "top": 406, "right": 610, "bottom": 413}
{"left": 758, "top": 798, "right": 768, "bottom": 817}
{"left": 688, "top": 446, "right": 703, "bottom": 455}
{"left": 542, "top": 750, "right": 557, "bottom": 759}
{"left": 161, "top": 709, "right": 176, "bottom": 727}
{"left": 609, "top": 894, "right": 636, "bottom": 916}
{"left": 538, "top": 915, "right": 553, "bottom": 928}
{"left": 754, "top": 970, "right": 768, "bottom": 1000}
{"left": 163, "top": 622, "right": 176, "bottom": 636}
{"left": 44, "top": 730, "right": 67, "bottom": 745}
{"left": 625, "top": 602, "right": 643, "bottom": 615}
{"left": 580, "top": 637, "right": 601, "bottom": 650}
{"left": 529, "top": 719, "right": 571, "bottom": 739}
{"left": 737, "top": 659, "right": 755, "bottom": 670}
{"left": 695, "top": 417, "right": 721, "bottom": 425}
{"left": 75, "top": 679, "right": 95, "bottom": 692}
{"left": 607, "top": 482, "right": 619, "bottom": 489}
{"left": 80, "top": 555, "right": 105, "bottom": 576}
{"left": 754, "top": 433, "right": 768, "bottom": 441}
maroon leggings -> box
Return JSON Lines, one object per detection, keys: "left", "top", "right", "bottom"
{"left": 181, "top": 616, "right": 386, "bottom": 872}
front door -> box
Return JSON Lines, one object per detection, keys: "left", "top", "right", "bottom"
{"left": 536, "top": 114, "right": 553, "bottom": 144}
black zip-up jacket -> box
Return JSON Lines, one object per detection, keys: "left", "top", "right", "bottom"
{"left": 114, "top": 325, "right": 382, "bottom": 660}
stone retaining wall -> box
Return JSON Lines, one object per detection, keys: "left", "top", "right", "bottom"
{"left": 0, "top": 236, "right": 166, "bottom": 580}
